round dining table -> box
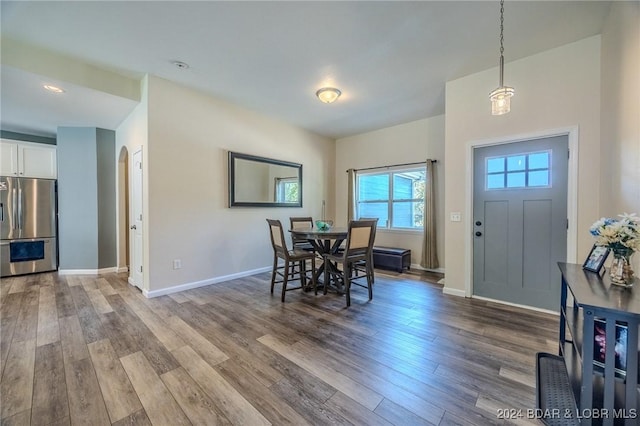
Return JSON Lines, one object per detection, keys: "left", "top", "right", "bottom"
{"left": 289, "top": 227, "right": 348, "bottom": 293}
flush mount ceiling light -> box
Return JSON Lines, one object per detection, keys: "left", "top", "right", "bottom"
{"left": 489, "top": 0, "right": 515, "bottom": 115}
{"left": 316, "top": 87, "right": 341, "bottom": 104}
{"left": 43, "top": 84, "right": 65, "bottom": 93}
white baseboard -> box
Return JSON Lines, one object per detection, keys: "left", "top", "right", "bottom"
{"left": 142, "top": 266, "right": 272, "bottom": 298}
{"left": 442, "top": 286, "right": 466, "bottom": 298}
{"left": 58, "top": 267, "right": 117, "bottom": 275}
{"left": 410, "top": 263, "right": 445, "bottom": 274}
{"left": 116, "top": 266, "right": 129, "bottom": 273}
{"left": 471, "top": 295, "right": 559, "bottom": 315}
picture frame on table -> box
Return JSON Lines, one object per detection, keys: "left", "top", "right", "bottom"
{"left": 583, "top": 244, "right": 610, "bottom": 274}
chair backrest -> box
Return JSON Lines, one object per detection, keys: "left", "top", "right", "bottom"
{"left": 290, "top": 217, "right": 313, "bottom": 248}
{"left": 290, "top": 217, "right": 313, "bottom": 230}
{"left": 357, "top": 217, "right": 378, "bottom": 247}
{"left": 344, "top": 219, "right": 377, "bottom": 258}
{"left": 266, "top": 219, "right": 288, "bottom": 257}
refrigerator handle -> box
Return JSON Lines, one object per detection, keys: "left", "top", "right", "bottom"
{"left": 12, "top": 188, "right": 18, "bottom": 226}
{"left": 17, "top": 188, "right": 22, "bottom": 229}
{"left": 0, "top": 202, "right": 3, "bottom": 222}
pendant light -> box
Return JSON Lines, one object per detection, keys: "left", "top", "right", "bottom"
{"left": 489, "top": 0, "right": 514, "bottom": 115}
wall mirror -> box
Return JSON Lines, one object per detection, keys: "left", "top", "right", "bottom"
{"left": 228, "top": 151, "right": 302, "bottom": 207}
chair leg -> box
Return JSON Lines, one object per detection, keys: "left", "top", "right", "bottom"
{"left": 311, "top": 257, "right": 317, "bottom": 295}
{"left": 369, "top": 252, "right": 375, "bottom": 284}
{"left": 300, "top": 260, "right": 307, "bottom": 289}
{"left": 345, "top": 263, "right": 352, "bottom": 307}
{"left": 281, "top": 260, "right": 289, "bottom": 302}
{"left": 270, "top": 256, "right": 277, "bottom": 294}
{"left": 367, "top": 267, "right": 373, "bottom": 301}
{"left": 323, "top": 256, "right": 330, "bottom": 295}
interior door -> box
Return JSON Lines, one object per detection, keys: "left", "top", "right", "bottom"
{"left": 130, "top": 148, "right": 143, "bottom": 289}
{"left": 473, "top": 135, "right": 568, "bottom": 311}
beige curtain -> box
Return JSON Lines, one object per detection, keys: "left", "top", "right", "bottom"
{"left": 421, "top": 159, "right": 439, "bottom": 269}
{"left": 347, "top": 168, "right": 356, "bottom": 222}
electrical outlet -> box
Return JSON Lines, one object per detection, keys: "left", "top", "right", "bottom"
{"left": 173, "top": 259, "right": 182, "bottom": 270}
{"left": 450, "top": 212, "right": 462, "bottom": 222}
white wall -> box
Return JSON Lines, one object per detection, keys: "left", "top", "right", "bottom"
{"left": 143, "top": 76, "right": 334, "bottom": 293}
{"left": 115, "top": 76, "right": 149, "bottom": 287}
{"left": 600, "top": 2, "right": 640, "bottom": 272}
{"left": 335, "top": 115, "right": 446, "bottom": 270}
{"left": 444, "top": 36, "right": 601, "bottom": 296}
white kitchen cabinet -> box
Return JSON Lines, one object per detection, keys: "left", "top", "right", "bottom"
{"left": 0, "top": 139, "right": 57, "bottom": 179}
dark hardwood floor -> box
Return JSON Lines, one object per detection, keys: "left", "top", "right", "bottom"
{"left": 0, "top": 268, "right": 557, "bottom": 425}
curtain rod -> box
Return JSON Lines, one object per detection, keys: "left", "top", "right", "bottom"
{"left": 346, "top": 159, "right": 437, "bottom": 173}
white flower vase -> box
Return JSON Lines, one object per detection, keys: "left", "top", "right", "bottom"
{"left": 609, "top": 247, "right": 635, "bottom": 287}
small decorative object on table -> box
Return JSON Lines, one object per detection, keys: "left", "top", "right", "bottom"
{"left": 589, "top": 213, "right": 640, "bottom": 287}
{"left": 315, "top": 220, "right": 332, "bottom": 231}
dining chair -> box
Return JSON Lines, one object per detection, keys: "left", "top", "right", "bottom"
{"left": 289, "top": 217, "right": 315, "bottom": 252}
{"left": 353, "top": 217, "right": 378, "bottom": 283}
{"left": 323, "top": 219, "right": 377, "bottom": 307}
{"left": 266, "top": 219, "right": 317, "bottom": 302}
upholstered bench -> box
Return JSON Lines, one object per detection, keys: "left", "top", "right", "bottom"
{"left": 372, "top": 247, "right": 411, "bottom": 272}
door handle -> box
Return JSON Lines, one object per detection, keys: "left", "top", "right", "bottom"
{"left": 475, "top": 231, "right": 482, "bottom": 237}
{"left": 130, "top": 225, "right": 137, "bottom": 230}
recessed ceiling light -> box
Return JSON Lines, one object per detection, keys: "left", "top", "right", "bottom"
{"left": 171, "top": 60, "right": 190, "bottom": 70}
{"left": 43, "top": 84, "right": 65, "bottom": 93}
{"left": 316, "top": 87, "right": 341, "bottom": 104}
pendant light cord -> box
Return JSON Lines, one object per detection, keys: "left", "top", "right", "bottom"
{"left": 498, "top": 0, "right": 505, "bottom": 87}
{"left": 499, "top": 0, "right": 505, "bottom": 57}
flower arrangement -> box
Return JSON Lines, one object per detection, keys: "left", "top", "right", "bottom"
{"left": 589, "top": 213, "right": 640, "bottom": 252}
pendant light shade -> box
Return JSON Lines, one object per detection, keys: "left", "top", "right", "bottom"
{"left": 490, "top": 0, "right": 514, "bottom": 115}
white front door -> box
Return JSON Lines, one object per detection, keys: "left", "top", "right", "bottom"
{"left": 473, "top": 136, "right": 568, "bottom": 311}
{"left": 130, "top": 148, "right": 143, "bottom": 289}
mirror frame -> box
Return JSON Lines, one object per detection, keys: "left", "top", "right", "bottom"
{"left": 228, "top": 151, "right": 303, "bottom": 207}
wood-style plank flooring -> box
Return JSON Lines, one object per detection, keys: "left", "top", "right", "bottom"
{"left": 0, "top": 269, "right": 558, "bottom": 425}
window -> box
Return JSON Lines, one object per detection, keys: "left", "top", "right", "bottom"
{"left": 275, "top": 177, "right": 299, "bottom": 203}
{"left": 356, "top": 168, "right": 425, "bottom": 230}
{"left": 486, "top": 150, "right": 551, "bottom": 190}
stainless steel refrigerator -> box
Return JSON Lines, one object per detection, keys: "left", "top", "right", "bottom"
{"left": 1, "top": 176, "right": 57, "bottom": 277}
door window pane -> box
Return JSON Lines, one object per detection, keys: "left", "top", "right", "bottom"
{"left": 487, "top": 158, "right": 505, "bottom": 173}
{"left": 487, "top": 174, "right": 505, "bottom": 189}
{"left": 507, "top": 155, "right": 526, "bottom": 171}
{"left": 528, "top": 152, "right": 549, "bottom": 169}
{"left": 507, "top": 172, "right": 526, "bottom": 188}
{"left": 528, "top": 170, "right": 549, "bottom": 186}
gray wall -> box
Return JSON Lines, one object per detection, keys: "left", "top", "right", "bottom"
{"left": 96, "top": 128, "right": 116, "bottom": 269}
{"left": 57, "top": 127, "right": 116, "bottom": 270}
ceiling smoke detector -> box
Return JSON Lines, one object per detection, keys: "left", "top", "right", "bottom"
{"left": 171, "top": 61, "right": 190, "bottom": 70}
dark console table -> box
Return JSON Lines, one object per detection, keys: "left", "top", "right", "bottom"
{"left": 556, "top": 263, "right": 640, "bottom": 425}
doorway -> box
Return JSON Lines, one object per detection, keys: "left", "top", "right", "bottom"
{"left": 472, "top": 135, "right": 569, "bottom": 311}
{"left": 117, "top": 146, "right": 130, "bottom": 273}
